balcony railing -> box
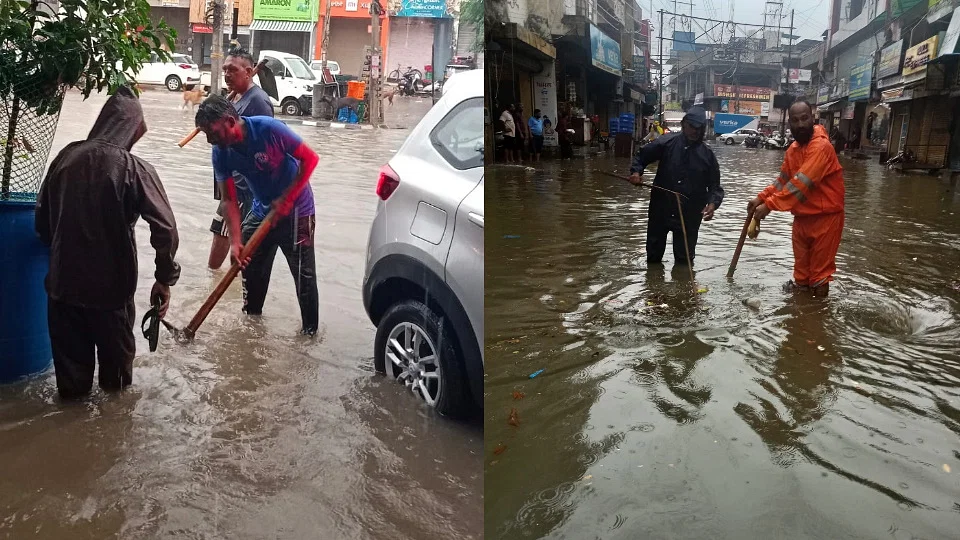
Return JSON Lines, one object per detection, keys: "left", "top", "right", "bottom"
{"left": 564, "top": 0, "right": 597, "bottom": 23}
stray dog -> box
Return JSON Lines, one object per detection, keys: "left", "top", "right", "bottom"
{"left": 182, "top": 87, "right": 206, "bottom": 113}
{"left": 380, "top": 86, "right": 398, "bottom": 106}
{"left": 319, "top": 94, "right": 362, "bottom": 121}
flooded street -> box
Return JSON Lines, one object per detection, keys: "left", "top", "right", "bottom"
{"left": 0, "top": 89, "right": 481, "bottom": 539}
{"left": 486, "top": 146, "right": 960, "bottom": 538}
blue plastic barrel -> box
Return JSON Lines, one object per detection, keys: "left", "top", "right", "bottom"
{"left": 0, "top": 199, "right": 52, "bottom": 383}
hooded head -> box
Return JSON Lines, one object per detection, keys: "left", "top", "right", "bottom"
{"left": 87, "top": 85, "right": 147, "bottom": 151}
{"left": 681, "top": 106, "right": 707, "bottom": 143}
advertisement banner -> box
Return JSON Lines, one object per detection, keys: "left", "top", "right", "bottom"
{"left": 817, "top": 85, "right": 831, "bottom": 103}
{"left": 878, "top": 40, "right": 903, "bottom": 78}
{"left": 786, "top": 68, "right": 812, "bottom": 83}
{"left": 761, "top": 102, "right": 770, "bottom": 116}
{"left": 713, "top": 84, "right": 772, "bottom": 100}
{"left": 714, "top": 113, "right": 759, "bottom": 134}
{"left": 849, "top": 58, "right": 873, "bottom": 101}
{"left": 254, "top": 0, "right": 316, "bottom": 21}
{"left": 842, "top": 103, "right": 856, "bottom": 120}
{"left": 590, "top": 24, "right": 622, "bottom": 76}
{"left": 535, "top": 63, "right": 559, "bottom": 148}
{"left": 396, "top": 0, "right": 449, "bottom": 18}
{"left": 734, "top": 101, "right": 763, "bottom": 116}
{"left": 902, "top": 35, "right": 938, "bottom": 76}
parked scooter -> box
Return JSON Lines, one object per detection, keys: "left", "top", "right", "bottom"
{"left": 399, "top": 67, "right": 423, "bottom": 96}
{"left": 764, "top": 132, "right": 789, "bottom": 150}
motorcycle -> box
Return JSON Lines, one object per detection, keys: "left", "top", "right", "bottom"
{"left": 743, "top": 133, "right": 764, "bottom": 148}
{"left": 399, "top": 68, "right": 423, "bottom": 96}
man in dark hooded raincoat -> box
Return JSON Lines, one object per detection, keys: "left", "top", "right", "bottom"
{"left": 35, "top": 85, "right": 180, "bottom": 399}
{"left": 629, "top": 106, "right": 724, "bottom": 266}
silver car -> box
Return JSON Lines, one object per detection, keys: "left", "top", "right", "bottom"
{"left": 362, "top": 69, "right": 484, "bottom": 418}
{"left": 719, "top": 128, "right": 762, "bottom": 145}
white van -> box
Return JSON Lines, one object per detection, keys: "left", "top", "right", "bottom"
{"left": 200, "top": 50, "right": 318, "bottom": 116}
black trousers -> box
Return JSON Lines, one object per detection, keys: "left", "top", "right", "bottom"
{"left": 241, "top": 212, "right": 319, "bottom": 334}
{"left": 646, "top": 198, "right": 703, "bottom": 265}
{"left": 560, "top": 139, "right": 574, "bottom": 159}
{"left": 48, "top": 298, "right": 136, "bottom": 399}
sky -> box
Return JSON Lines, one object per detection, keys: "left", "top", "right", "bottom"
{"left": 645, "top": 0, "right": 832, "bottom": 45}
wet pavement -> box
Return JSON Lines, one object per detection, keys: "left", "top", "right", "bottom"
{"left": 486, "top": 145, "right": 960, "bottom": 538}
{"left": 0, "top": 88, "right": 481, "bottom": 539}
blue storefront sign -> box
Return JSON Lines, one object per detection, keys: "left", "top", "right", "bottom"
{"left": 396, "top": 0, "right": 449, "bottom": 18}
{"left": 589, "top": 24, "right": 621, "bottom": 76}
{"left": 849, "top": 58, "right": 873, "bottom": 101}
{"left": 714, "top": 113, "right": 757, "bottom": 134}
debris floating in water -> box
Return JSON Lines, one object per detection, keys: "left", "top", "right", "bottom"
{"left": 744, "top": 298, "right": 762, "bottom": 310}
{"left": 697, "top": 288, "right": 708, "bottom": 294}
{"left": 944, "top": 464, "right": 952, "bottom": 473}
{"left": 513, "top": 391, "right": 525, "bottom": 400}
{"left": 494, "top": 443, "right": 507, "bottom": 455}
{"left": 508, "top": 408, "right": 520, "bottom": 426}
{"left": 504, "top": 235, "right": 521, "bottom": 239}
{"left": 529, "top": 369, "right": 545, "bottom": 379}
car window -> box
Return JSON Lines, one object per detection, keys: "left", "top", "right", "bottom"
{"left": 430, "top": 97, "right": 483, "bottom": 170}
{"left": 284, "top": 57, "right": 316, "bottom": 80}
{"left": 328, "top": 61, "right": 340, "bottom": 71}
{"left": 150, "top": 52, "right": 159, "bottom": 63}
{"left": 171, "top": 54, "right": 191, "bottom": 64}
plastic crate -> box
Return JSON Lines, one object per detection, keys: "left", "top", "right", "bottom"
{"left": 347, "top": 81, "right": 367, "bottom": 99}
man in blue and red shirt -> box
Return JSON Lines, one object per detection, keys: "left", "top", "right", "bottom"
{"left": 196, "top": 95, "right": 320, "bottom": 335}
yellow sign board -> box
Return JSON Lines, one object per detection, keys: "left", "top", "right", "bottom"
{"left": 902, "top": 35, "right": 938, "bottom": 76}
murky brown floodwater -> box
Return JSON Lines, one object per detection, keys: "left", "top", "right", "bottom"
{"left": 0, "top": 89, "right": 481, "bottom": 539}
{"left": 485, "top": 145, "right": 960, "bottom": 538}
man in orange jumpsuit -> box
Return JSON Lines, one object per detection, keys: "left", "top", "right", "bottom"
{"left": 748, "top": 100, "right": 845, "bottom": 296}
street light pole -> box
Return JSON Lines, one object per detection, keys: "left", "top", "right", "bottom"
{"left": 658, "top": 9, "right": 664, "bottom": 123}
{"left": 211, "top": 0, "right": 224, "bottom": 96}
{"left": 369, "top": 0, "right": 382, "bottom": 126}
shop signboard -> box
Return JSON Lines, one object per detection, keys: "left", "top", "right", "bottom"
{"left": 589, "top": 24, "right": 622, "bottom": 76}
{"left": 713, "top": 84, "right": 772, "bottom": 100}
{"left": 849, "top": 58, "right": 873, "bottom": 101}
{"left": 941, "top": 7, "right": 960, "bottom": 56}
{"left": 760, "top": 102, "right": 770, "bottom": 116}
{"left": 535, "top": 63, "right": 559, "bottom": 148}
{"left": 254, "top": 0, "right": 316, "bottom": 21}
{"left": 902, "top": 35, "right": 938, "bottom": 76}
{"left": 877, "top": 40, "right": 903, "bottom": 79}
{"left": 396, "top": 0, "right": 449, "bottom": 17}
{"left": 786, "top": 68, "right": 812, "bottom": 83}
{"left": 734, "top": 101, "right": 763, "bottom": 116}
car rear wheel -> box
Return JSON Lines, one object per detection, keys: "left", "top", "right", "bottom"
{"left": 165, "top": 75, "right": 182, "bottom": 92}
{"left": 281, "top": 98, "right": 301, "bottom": 116}
{"left": 725, "top": 137, "right": 734, "bottom": 145}
{"left": 374, "top": 299, "right": 471, "bottom": 418}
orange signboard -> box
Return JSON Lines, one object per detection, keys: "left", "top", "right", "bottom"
{"left": 328, "top": 0, "right": 377, "bottom": 18}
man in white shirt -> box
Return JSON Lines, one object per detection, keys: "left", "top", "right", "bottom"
{"left": 499, "top": 104, "right": 516, "bottom": 163}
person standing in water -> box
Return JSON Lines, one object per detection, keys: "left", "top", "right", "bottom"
{"left": 628, "top": 106, "right": 724, "bottom": 267}
{"left": 749, "top": 100, "right": 845, "bottom": 297}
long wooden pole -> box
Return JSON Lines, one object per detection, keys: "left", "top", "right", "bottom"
{"left": 727, "top": 209, "right": 754, "bottom": 277}
{"left": 675, "top": 192, "right": 695, "bottom": 283}
{"left": 178, "top": 59, "right": 270, "bottom": 147}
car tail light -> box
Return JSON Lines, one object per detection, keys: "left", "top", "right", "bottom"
{"left": 178, "top": 64, "right": 193, "bottom": 70}
{"left": 376, "top": 165, "right": 400, "bottom": 201}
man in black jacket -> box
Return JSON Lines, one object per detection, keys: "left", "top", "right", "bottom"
{"left": 36, "top": 86, "right": 180, "bottom": 399}
{"left": 628, "top": 106, "right": 723, "bottom": 266}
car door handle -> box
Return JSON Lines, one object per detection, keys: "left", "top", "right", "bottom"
{"left": 468, "top": 212, "right": 484, "bottom": 228}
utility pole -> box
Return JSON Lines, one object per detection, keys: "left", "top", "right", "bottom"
{"left": 211, "top": 0, "right": 224, "bottom": 96}
{"left": 320, "top": 0, "right": 333, "bottom": 70}
{"left": 780, "top": 8, "right": 794, "bottom": 134}
{"left": 658, "top": 9, "right": 664, "bottom": 122}
{"left": 369, "top": 0, "right": 382, "bottom": 126}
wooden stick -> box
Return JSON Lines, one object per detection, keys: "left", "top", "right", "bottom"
{"left": 727, "top": 209, "right": 755, "bottom": 278}
{"left": 597, "top": 170, "right": 689, "bottom": 200}
{"left": 675, "top": 192, "right": 696, "bottom": 284}
{"left": 178, "top": 59, "right": 269, "bottom": 148}
{"left": 182, "top": 181, "right": 307, "bottom": 340}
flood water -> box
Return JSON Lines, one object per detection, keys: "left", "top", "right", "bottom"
{"left": 485, "top": 145, "right": 960, "bottom": 538}
{"left": 0, "top": 89, "right": 481, "bottom": 539}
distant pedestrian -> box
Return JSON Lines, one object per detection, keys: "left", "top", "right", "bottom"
{"left": 557, "top": 109, "right": 574, "bottom": 160}
{"left": 499, "top": 104, "right": 516, "bottom": 163}
{"left": 513, "top": 104, "right": 529, "bottom": 163}
{"left": 35, "top": 86, "right": 181, "bottom": 399}
{"left": 528, "top": 108, "right": 545, "bottom": 162}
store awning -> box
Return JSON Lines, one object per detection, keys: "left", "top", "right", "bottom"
{"left": 882, "top": 86, "right": 916, "bottom": 103}
{"left": 249, "top": 20, "right": 314, "bottom": 32}
{"left": 817, "top": 100, "right": 841, "bottom": 111}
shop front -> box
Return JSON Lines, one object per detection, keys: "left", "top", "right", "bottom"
{"left": 315, "top": 0, "right": 390, "bottom": 76}
{"left": 149, "top": 0, "right": 193, "bottom": 54}
{"left": 188, "top": 0, "right": 252, "bottom": 69}
{"left": 249, "top": 0, "right": 318, "bottom": 61}
{"left": 387, "top": 0, "right": 452, "bottom": 86}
